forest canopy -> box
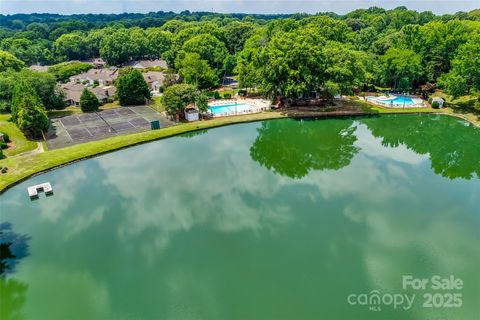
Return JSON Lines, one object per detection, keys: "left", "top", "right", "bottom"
{"left": 1, "top": 7, "right": 479, "bottom": 100}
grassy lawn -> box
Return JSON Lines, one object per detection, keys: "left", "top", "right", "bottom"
{"left": 48, "top": 107, "right": 80, "bottom": 118}
{"left": 100, "top": 101, "right": 120, "bottom": 110}
{"left": 432, "top": 91, "right": 477, "bottom": 108}
{"left": 0, "top": 112, "right": 286, "bottom": 192}
{"left": 149, "top": 96, "right": 165, "bottom": 113}
{"left": 0, "top": 114, "right": 38, "bottom": 157}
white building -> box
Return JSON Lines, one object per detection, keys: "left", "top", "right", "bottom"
{"left": 184, "top": 108, "right": 199, "bottom": 122}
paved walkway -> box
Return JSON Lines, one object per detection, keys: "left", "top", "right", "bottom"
{"left": 16, "top": 142, "right": 45, "bottom": 157}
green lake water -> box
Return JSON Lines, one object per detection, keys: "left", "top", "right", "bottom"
{"left": 1, "top": 114, "right": 479, "bottom": 319}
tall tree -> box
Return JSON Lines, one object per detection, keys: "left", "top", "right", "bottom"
{"left": 79, "top": 89, "right": 100, "bottom": 112}
{"left": 146, "top": 28, "right": 172, "bottom": 59}
{"left": 260, "top": 30, "right": 326, "bottom": 98}
{"left": 161, "top": 83, "right": 196, "bottom": 117}
{"left": 381, "top": 47, "right": 422, "bottom": 90}
{"left": 116, "top": 69, "right": 151, "bottom": 106}
{"left": 100, "top": 29, "right": 133, "bottom": 65}
{"left": 222, "top": 21, "right": 256, "bottom": 54}
{"left": 176, "top": 52, "right": 217, "bottom": 89}
{"left": 439, "top": 37, "right": 480, "bottom": 98}
{"left": 13, "top": 82, "right": 49, "bottom": 138}
{"left": 0, "top": 50, "right": 25, "bottom": 72}
{"left": 53, "top": 33, "right": 88, "bottom": 61}
{"left": 181, "top": 33, "right": 228, "bottom": 73}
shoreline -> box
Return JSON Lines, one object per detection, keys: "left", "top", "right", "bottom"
{"left": 0, "top": 109, "right": 478, "bottom": 194}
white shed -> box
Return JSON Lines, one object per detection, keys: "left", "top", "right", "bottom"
{"left": 184, "top": 108, "right": 199, "bottom": 122}
{"left": 431, "top": 97, "right": 445, "bottom": 107}
{"left": 0, "top": 133, "right": 4, "bottom": 142}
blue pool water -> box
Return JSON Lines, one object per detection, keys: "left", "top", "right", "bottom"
{"left": 209, "top": 103, "right": 252, "bottom": 115}
{"left": 368, "top": 95, "right": 416, "bottom": 106}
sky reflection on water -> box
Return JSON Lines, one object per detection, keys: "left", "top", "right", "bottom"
{"left": 1, "top": 115, "right": 479, "bottom": 320}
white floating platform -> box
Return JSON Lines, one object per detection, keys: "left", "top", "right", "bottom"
{"left": 27, "top": 182, "right": 53, "bottom": 199}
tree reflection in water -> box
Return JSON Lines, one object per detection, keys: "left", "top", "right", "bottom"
{"left": 361, "top": 114, "right": 480, "bottom": 180}
{"left": 0, "top": 223, "right": 30, "bottom": 320}
{"left": 250, "top": 119, "right": 360, "bottom": 178}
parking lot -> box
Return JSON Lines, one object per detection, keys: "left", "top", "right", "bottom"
{"left": 46, "top": 106, "right": 175, "bottom": 150}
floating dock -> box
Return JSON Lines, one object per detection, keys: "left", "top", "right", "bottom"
{"left": 27, "top": 182, "right": 53, "bottom": 199}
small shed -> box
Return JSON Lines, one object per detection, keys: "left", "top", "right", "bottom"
{"left": 0, "top": 133, "right": 4, "bottom": 142}
{"left": 185, "top": 108, "right": 199, "bottom": 122}
{"left": 431, "top": 97, "right": 445, "bottom": 107}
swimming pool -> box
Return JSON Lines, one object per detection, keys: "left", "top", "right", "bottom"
{"left": 367, "top": 95, "right": 422, "bottom": 107}
{"left": 209, "top": 103, "right": 253, "bottom": 115}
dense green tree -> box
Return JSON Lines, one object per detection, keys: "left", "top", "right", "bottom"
{"left": 13, "top": 82, "right": 49, "bottom": 138}
{"left": 85, "top": 28, "right": 111, "bottom": 58}
{"left": 323, "top": 44, "right": 371, "bottom": 95}
{"left": 303, "top": 16, "right": 353, "bottom": 42}
{"left": 161, "top": 83, "right": 196, "bottom": 117}
{"left": 195, "top": 91, "right": 209, "bottom": 112}
{"left": 79, "top": 89, "right": 100, "bottom": 112}
{"left": 5, "top": 69, "right": 63, "bottom": 116}
{"left": 116, "top": 69, "right": 151, "bottom": 106}
{"left": 381, "top": 47, "right": 422, "bottom": 90}
{"left": 100, "top": 29, "right": 133, "bottom": 65}
{"left": 0, "top": 38, "right": 42, "bottom": 65}
{"left": 160, "top": 20, "right": 186, "bottom": 33}
{"left": 11, "top": 81, "right": 26, "bottom": 122}
{"left": 222, "top": 21, "right": 256, "bottom": 54}
{"left": 129, "top": 27, "right": 149, "bottom": 59}
{"left": 438, "top": 73, "right": 467, "bottom": 99}
{"left": 0, "top": 74, "right": 15, "bottom": 113}
{"left": 181, "top": 33, "right": 228, "bottom": 72}
{"left": 18, "top": 69, "right": 64, "bottom": 109}
{"left": 49, "top": 27, "right": 69, "bottom": 40}
{"left": 176, "top": 52, "right": 217, "bottom": 89}
{"left": 53, "top": 33, "right": 88, "bottom": 61}
{"left": 236, "top": 33, "right": 267, "bottom": 92}
{"left": 146, "top": 28, "right": 172, "bottom": 58}
{"left": 0, "top": 50, "right": 25, "bottom": 72}
{"left": 439, "top": 37, "right": 480, "bottom": 97}
{"left": 26, "top": 23, "right": 49, "bottom": 38}
{"left": 259, "top": 30, "right": 326, "bottom": 98}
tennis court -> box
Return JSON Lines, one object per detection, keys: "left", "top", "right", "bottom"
{"left": 46, "top": 106, "right": 175, "bottom": 150}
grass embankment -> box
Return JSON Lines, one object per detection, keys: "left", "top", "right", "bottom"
{"left": 0, "top": 112, "right": 285, "bottom": 193}
{"left": 430, "top": 91, "right": 480, "bottom": 127}
{"left": 0, "top": 114, "right": 37, "bottom": 157}
{"left": 360, "top": 100, "right": 480, "bottom": 126}
{"left": 441, "top": 108, "right": 480, "bottom": 127}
